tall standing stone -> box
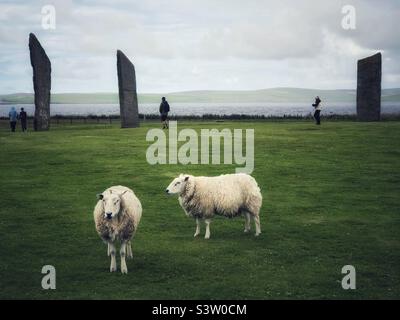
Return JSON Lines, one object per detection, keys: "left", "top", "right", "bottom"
{"left": 357, "top": 53, "right": 382, "bottom": 121}
{"left": 29, "top": 33, "right": 51, "bottom": 131}
{"left": 117, "top": 50, "right": 139, "bottom": 128}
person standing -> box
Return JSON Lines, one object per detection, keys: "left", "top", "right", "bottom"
{"left": 159, "top": 96, "right": 170, "bottom": 129}
{"left": 8, "top": 107, "right": 18, "bottom": 132}
{"left": 19, "top": 107, "right": 27, "bottom": 132}
{"left": 312, "top": 96, "right": 322, "bottom": 125}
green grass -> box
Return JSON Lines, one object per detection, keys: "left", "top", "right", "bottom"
{"left": 0, "top": 120, "right": 399, "bottom": 299}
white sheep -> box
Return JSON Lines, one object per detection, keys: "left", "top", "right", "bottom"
{"left": 93, "top": 185, "right": 142, "bottom": 273}
{"left": 166, "top": 173, "right": 262, "bottom": 239}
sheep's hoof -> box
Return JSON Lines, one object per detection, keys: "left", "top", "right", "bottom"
{"left": 244, "top": 229, "right": 250, "bottom": 233}
{"left": 121, "top": 268, "right": 128, "bottom": 274}
{"left": 194, "top": 233, "right": 200, "bottom": 237}
{"left": 110, "top": 267, "right": 117, "bottom": 272}
{"left": 255, "top": 232, "right": 261, "bottom": 237}
{"left": 204, "top": 235, "right": 210, "bottom": 240}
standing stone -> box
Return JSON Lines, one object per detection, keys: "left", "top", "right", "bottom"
{"left": 117, "top": 50, "right": 139, "bottom": 128}
{"left": 29, "top": 33, "right": 51, "bottom": 131}
{"left": 357, "top": 53, "right": 382, "bottom": 121}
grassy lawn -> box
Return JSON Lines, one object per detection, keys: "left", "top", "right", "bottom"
{"left": 0, "top": 120, "right": 399, "bottom": 299}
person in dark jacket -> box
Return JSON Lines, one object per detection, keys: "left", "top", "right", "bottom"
{"left": 159, "top": 97, "right": 170, "bottom": 129}
{"left": 312, "top": 96, "right": 322, "bottom": 125}
{"left": 8, "top": 107, "right": 18, "bottom": 132}
{"left": 19, "top": 108, "right": 27, "bottom": 132}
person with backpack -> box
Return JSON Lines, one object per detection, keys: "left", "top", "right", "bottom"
{"left": 159, "top": 97, "right": 170, "bottom": 129}
{"left": 312, "top": 96, "right": 322, "bottom": 125}
{"left": 8, "top": 107, "right": 18, "bottom": 132}
{"left": 19, "top": 107, "right": 27, "bottom": 132}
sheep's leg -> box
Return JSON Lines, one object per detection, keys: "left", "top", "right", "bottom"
{"left": 120, "top": 241, "right": 128, "bottom": 274}
{"left": 107, "top": 243, "right": 111, "bottom": 256}
{"left": 109, "top": 242, "right": 117, "bottom": 272}
{"left": 244, "top": 212, "right": 251, "bottom": 233}
{"left": 194, "top": 218, "right": 201, "bottom": 237}
{"left": 254, "top": 215, "right": 261, "bottom": 236}
{"left": 126, "top": 241, "right": 133, "bottom": 259}
{"left": 204, "top": 219, "right": 211, "bottom": 239}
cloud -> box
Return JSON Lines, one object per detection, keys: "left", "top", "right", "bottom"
{"left": 0, "top": 0, "right": 399, "bottom": 93}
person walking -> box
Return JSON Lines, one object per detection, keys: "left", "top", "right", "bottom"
{"left": 8, "top": 107, "right": 18, "bottom": 132}
{"left": 19, "top": 107, "right": 27, "bottom": 132}
{"left": 159, "top": 96, "right": 170, "bottom": 129}
{"left": 312, "top": 96, "right": 322, "bottom": 125}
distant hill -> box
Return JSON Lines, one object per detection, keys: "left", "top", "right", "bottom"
{"left": 1, "top": 88, "right": 400, "bottom": 104}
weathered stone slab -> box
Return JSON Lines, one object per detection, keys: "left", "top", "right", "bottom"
{"left": 117, "top": 50, "right": 139, "bottom": 128}
{"left": 29, "top": 33, "right": 51, "bottom": 131}
{"left": 357, "top": 53, "right": 382, "bottom": 121}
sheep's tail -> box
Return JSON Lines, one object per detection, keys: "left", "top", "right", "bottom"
{"left": 246, "top": 178, "right": 262, "bottom": 216}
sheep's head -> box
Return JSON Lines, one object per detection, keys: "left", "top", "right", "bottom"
{"left": 97, "top": 190, "right": 126, "bottom": 220}
{"left": 165, "top": 174, "right": 190, "bottom": 195}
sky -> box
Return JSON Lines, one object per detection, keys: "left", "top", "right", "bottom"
{"left": 0, "top": 0, "right": 399, "bottom": 94}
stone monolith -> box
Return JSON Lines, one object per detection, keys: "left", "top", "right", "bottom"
{"left": 117, "top": 50, "right": 139, "bottom": 128}
{"left": 29, "top": 33, "right": 51, "bottom": 131}
{"left": 357, "top": 53, "right": 382, "bottom": 121}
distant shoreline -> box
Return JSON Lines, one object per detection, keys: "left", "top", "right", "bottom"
{"left": 1, "top": 102, "right": 400, "bottom": 118}
{"left": 2, "top": 113, "right": 400, "bottom": 121}
{"left": 1, "top": 87, "right": 399, "bottom": 104}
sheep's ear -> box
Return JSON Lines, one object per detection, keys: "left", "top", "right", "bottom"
{"left": 96, "top": 193, "right": 104, "bottom": 200}
{"left": 184, "top": 176, "right": 189, "bottom": 181}
{"left": 120, "top": 190, "right": 128, "bottom": 197}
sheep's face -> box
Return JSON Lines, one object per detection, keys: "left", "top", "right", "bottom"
{"left": 166, "top": 174, "right": 190, "bottom": 195}
{"left": 97, "top": 191, "right": 122, "bottom": 220}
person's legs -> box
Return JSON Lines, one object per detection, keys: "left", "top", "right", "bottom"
{"left": 22, "top": 121, "right": 27, "bottom": 132}
{"left": 316, "top": 110, "right": 321, "bottom": 125}
{"left": 10, "top": 121, "right": 16, "bottom": 132}
{"left": 161, "top": 114, "right": 168, "bottom": 129}
{"left": 314, "top": 110, "right": 320, "bottom": 125}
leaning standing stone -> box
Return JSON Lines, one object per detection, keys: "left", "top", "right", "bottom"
{"left": 29, "top": 33, "right": 51, "bottom": 131}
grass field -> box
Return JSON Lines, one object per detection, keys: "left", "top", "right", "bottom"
{"left": 0, "top": 119, "right": 399, "bottom": 299}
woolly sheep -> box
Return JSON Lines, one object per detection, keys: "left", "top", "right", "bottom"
{"left": 166, "top": 173, "right": 262, "bottom": 239}
{"left": 93, "top": 185, "right": 142, "bottom": 273}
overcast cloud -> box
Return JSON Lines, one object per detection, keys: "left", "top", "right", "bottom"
{"left": 0, "top": 0, "right": 398, "bottom": 93}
